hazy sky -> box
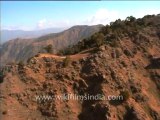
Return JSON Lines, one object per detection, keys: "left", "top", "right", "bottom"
{"left": 1, "top": 1, "right": 160, "bottom": 30}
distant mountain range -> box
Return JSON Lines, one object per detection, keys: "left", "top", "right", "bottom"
{"left": 0, "top": 25, "right": 103, "bottom": 65}
{"left": 0, "top": 28, "right": 66, "bottom": 44}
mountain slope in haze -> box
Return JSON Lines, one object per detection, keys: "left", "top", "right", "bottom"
{"left": 0, "top": 15, "right": 160, "bottom": 120}
{"left": 0, "top": 25, "right": 103, "bottom": 65}
{"left": 0, "top": 28, "right": 65, "bottom": 44}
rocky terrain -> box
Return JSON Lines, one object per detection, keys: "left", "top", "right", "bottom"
{"left": 0, "top": 15, "right": 160, "bottom": 120}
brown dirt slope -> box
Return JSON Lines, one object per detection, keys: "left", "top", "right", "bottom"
{"left": 1, "top": 36, "right": 160, "bottom": 120}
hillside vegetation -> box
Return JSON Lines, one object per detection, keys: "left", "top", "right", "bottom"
{"left": 59, "top": 15, "right": 160, "bottom": 55}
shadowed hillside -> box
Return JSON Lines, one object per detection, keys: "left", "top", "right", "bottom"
{"left": 0, "top": 25, "right": 102, "bottom": 66}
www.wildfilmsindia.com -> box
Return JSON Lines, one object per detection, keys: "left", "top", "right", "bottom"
{"left": 35, "top": 94, "right": 123, "bottom": 102}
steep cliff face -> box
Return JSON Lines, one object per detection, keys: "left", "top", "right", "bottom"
{"left": 0, "top": 25, "right": 102, "bottom": 65}
{"left": 0, "top": 15, "right": 160, "bottom": 120}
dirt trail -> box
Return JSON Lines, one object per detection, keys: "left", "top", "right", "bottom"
{"left": 38, "top": 53, "right": 90, "bottom": 61}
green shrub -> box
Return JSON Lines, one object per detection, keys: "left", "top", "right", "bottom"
{"left": 115, "top": 49, "right": 122, "bottom": 58}
{"left": 0, "top": 71, "right": 5, "bottom": 83}
{"left": 95, "top": 33, "right": 105, "bottom": 47}
{"left": 120, "top": 90, "right": 130, "bottom": 102}
{"left": 44, "top": 44, "right": 53, "bottom": 54}
{"left": 46, "top": 62, "right": 52, "bottom": 67}
{"left": 63, "top": 56, "right": 71, "bottom": 67}
{"left": 18, "top": 61, "right": 24, "bottom": 69}
{"left": 110, "top": 40, "right": 120, "bottom": 48}
{"left": 126, "top": 16, "right": 136, "bottom": 22}
{"left": 27, "top": 57, "right": 33, "bottom": 63}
